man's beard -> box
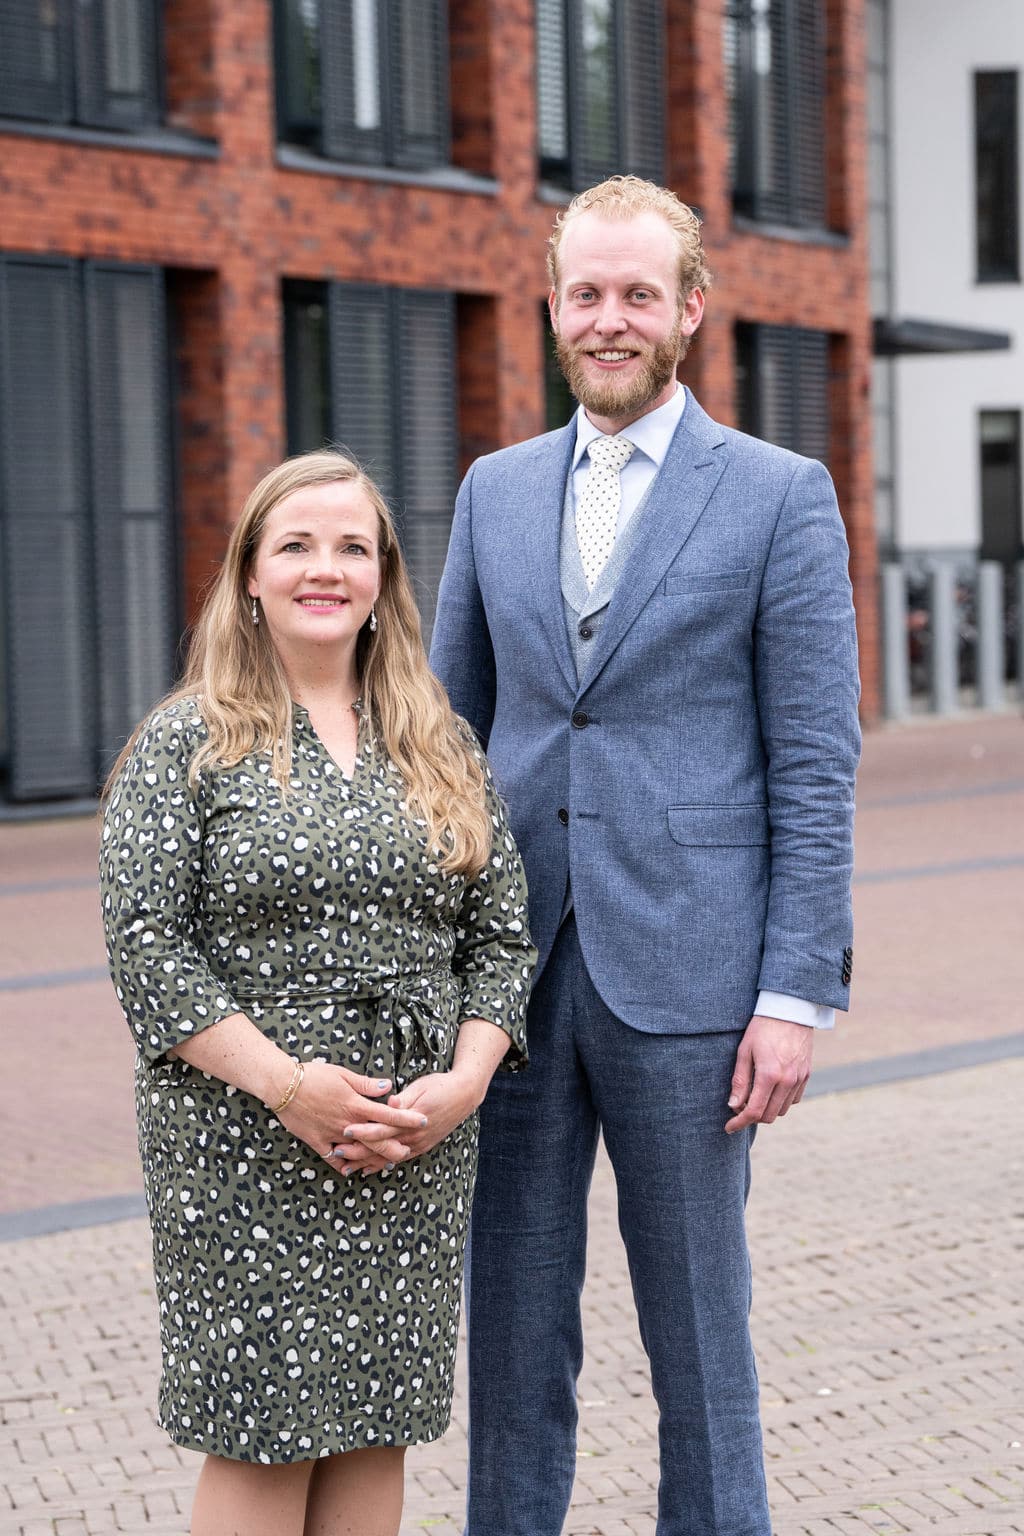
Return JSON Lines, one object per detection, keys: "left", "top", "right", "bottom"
{"left": 555, "top": 327, "right": 682, "bottom": 420}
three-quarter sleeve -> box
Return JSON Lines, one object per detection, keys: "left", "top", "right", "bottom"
{"left": 451, "top": 762, "right": 536, "bottom": 1071}
{"left": 99, "top": 703, "right": 241, "bottom": 1065}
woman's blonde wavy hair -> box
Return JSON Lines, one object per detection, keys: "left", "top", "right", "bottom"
{"left": 106, "top": 450, "right": 492, "bottom": 878}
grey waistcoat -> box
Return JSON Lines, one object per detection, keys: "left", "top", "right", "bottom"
{"left": 560, "top": 470, "right": 660, "bottom": 683}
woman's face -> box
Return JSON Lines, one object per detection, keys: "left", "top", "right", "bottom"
{"left": 246, "top": 479, "right": 382, "bottom": 674}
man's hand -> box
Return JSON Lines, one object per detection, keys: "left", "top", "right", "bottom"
{"left": 725, "top": 1015, "right": 814, "bottom": 1134}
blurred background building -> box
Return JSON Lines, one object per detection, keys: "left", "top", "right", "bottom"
{"left": 869, "top": 0, "right": 1023, "bottom": 718}
{"left": 12, "top": 0, "right": 1016, "bottom": 813}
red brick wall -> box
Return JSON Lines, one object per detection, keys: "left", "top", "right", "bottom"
{"left": 0, "top": 0, "right": 878, "bottom": 714}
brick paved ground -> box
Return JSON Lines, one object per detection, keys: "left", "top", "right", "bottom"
{"left": 1, "top": 713, "right": 1022, "bottom": 1532}
{"left": 1, "top": 1062, "right": 1021, "bottom": 1535}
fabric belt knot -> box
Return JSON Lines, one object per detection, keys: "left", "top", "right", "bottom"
{"left": 576, "top": 434, "right": 635, "bottom": 589}
{"left": 370, "top": 968, "right": 457, "bottom": 1084}
{"left": 228, "top": 965, "right": 458, "bottom": 1085}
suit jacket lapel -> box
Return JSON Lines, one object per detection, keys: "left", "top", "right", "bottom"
{"left": 516, "top": 422, "right": 578, "bottom": 692}
{"left": 578, "top": 393, "right": 729, "bottom": 692}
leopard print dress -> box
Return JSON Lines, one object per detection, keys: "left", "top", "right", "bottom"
{"left": 100, "top": 699, "right": 533, "bottom": 1464}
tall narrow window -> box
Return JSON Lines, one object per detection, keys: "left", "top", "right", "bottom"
{"left": 0, "top": 0, "right": 160, "bottom": 129}
{"left": 537, "top": 0, "right": 664, "bottom": 191}
{"left": 725, "top": 0, "right": 826, "bottom": 230}
{"left": 975, "top": 72, "right": 1020, "bottom": 283}
{"left": 979, "top": 410, "right": 1022, "bottom": 564}
{"left": 276, "top": 0, "right": 449, "bottom": 170}
{"left": 283, "top": 281, "right": 458, "bottom": 635}
{"left": 0, "top": 257, "right": 175, "bottom": 803}
{"left": 735, "top": 322, "right": 830, "bottom": 463}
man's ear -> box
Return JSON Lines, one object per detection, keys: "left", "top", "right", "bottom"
{"left": 547, "top": 288, "right": 560, "bottom": 334}
{"left": 679, "top": 287, "right": 705, "bottom": 338}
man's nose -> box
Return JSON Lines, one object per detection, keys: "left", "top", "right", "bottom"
{"left": 593, "top": 299, "right": 628, "bottom": 333}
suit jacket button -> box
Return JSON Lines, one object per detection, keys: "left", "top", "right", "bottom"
{"left": 578, "top": 624, "right": 594, "bottom": 640}
{"left": 557, "top": 807, "right": 569, "bottom": 826}
{"left": 571, "top": 711, "right": 589, "bottom": 729}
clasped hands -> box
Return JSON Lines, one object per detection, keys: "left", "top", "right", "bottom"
{"left": 277, "top": 1057, "right": 486, "bottom": 1177}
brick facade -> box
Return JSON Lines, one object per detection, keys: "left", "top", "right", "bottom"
{"left": 0, "top": 0, "right": 879, "bottom": 719}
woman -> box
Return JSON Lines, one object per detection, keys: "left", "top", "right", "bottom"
{"left": 100, "top": 450, "right": 535, "bottom": 1536}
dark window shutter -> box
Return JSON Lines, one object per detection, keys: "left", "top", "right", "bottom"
{"left": 0, "top": 257, "right": 95, "bottom": 799}
{"left": 328, "top": 282, "right": 398, "bottom": 501}
{"left": 619, "top": 0, "right": 665, "bottom": 182}
{"left": 562, "top": 0, "right": 664, "bottom": 191}
{"left": 761, "top": 0, "right": 791, "bottom": 224}
{"left": 727, "top": 0, "right": 826, "bottom": 229}
{"left": 569, "top": 0, "right": 618, "bottom": 188}
{"left": 791, "top": 0, "right": 825, "bottom": 227}
{"left": 320, "top": 0, "right": 386, "bottom": 163}
{"left": 0, "top": 0, "right": 74, "bottom": 122}
{"left": 393, "top": 289, "right": 457, "bottom": 635}
{"left": 389, "top": 0, "right": 448, "bottom": 170}
{"left": 85, "top": 264, "right": 175, "bottom": 772}
{"left": 790, "top": 326, "right": 829, "bottom": 462}
{"left": 737, "top": 321, "right": 829, "bottom": 465}
{"left": 725, "top": 2, "right": 755, "bottom": 215}
{"left": 74, "top": 0, "right": 160, "bottom": 129}
{"left": 326, "top": 283, "right": 456, "bottom": 638}
{"left": 537, "top": 0, "right": 570, "bottom": 183}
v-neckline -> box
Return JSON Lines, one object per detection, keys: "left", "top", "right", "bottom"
{"left": 292, "top": 700, "right": 366, "bottom": 784}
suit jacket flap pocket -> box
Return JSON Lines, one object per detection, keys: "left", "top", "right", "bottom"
{"left": 664, "top": 567, "right": 750, "bottom": 594}
{"left": 668, "top": 805, "right": 770, "bottom": 846}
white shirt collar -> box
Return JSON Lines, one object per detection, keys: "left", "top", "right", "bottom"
{"left": 571, "top": 383, "right": 687, "bottom": 471}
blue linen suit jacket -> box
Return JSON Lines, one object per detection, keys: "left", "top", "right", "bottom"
{"left": 430, "top": 391, "right": 861, "bottom": 1035}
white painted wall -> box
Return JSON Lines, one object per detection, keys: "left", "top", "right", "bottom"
{"left": 888, "top": 0, "right": 1024, "bottom": 552}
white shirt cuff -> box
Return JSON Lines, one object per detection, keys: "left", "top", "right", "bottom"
{"left": 755, "top": 990, "right": 835, "bottom": 1030}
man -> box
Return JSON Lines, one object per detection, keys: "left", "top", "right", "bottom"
{"left": 430, "top": 177, "right": 860, "bottom": 1536}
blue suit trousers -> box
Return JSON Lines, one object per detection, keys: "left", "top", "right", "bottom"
{"left": 464, "top": 915, "right": 771, "bottom": 1536}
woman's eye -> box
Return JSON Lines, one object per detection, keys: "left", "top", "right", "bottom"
{"left": 344, "top": 543, "right": 368, "bottom": 556}
{"left": 281, "top": 541, "right": 305, "bottom": 553}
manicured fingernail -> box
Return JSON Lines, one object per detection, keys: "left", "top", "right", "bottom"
{"left": 420, "top": 1116, "right": 428, "bottom": 1127}
{"left": 385, "top": 1163, "right": 394, "bottom": 1172}
{"left": 728, "top": 1096, "right": 739, "bottom": 1108}
{"left": 343, "top": 1129, "right": 354, "bottom": 1139}
{"left": 377, "top": 1079, "right": 391, "bottom": 1089}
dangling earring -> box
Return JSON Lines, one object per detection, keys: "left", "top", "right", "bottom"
{"left": 251, "top": 596, "right": 259, "bottom": 627}
{"left": 369, "top": 606, "right": 378, "bottom": 633}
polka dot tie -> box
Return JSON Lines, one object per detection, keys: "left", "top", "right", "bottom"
{"left": 576, "top": 434, "right": 635, "bottom": 590}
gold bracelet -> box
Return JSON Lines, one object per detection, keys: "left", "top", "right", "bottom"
{"left": 270, "top": 1059, "right": 304, "bottom": 1116}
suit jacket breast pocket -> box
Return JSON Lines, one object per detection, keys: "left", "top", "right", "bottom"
{"left": 663, "top": 568, "right": 751, "bottom": 595}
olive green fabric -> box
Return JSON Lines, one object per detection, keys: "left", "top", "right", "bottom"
{"left": 101, "top": 700, "right": 533, "bottom": 1462}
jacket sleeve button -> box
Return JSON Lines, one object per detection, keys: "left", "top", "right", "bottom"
{"left": 571, "top": 711, "right": 590, "bottom": 729}
{"left": 557, "top": 808, "right": 569, "bottom": 826}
